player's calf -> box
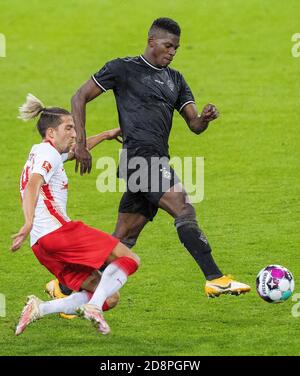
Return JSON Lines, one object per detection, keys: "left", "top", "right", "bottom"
{"left": 175, "top": 213, "right": 223, "bottom": 281}
{"left": 45, "top": 278, "right": 121, "bottom": 320}
{"left": 82, "top": 243, "right": 140, "bottom": 315}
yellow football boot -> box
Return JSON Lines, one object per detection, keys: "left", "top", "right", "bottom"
{"left": 45, "top": 280, "right": 77, "bottom": 319}
{"left": 205, "top": 275, "right": 251, "bottom": 297}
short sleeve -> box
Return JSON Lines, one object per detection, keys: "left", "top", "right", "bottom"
{"left": 175, "top": 74, "right": 195, "bottom": 113}
{"left": 31, "top": 145, "right": 61, "bottom": 184}
{"left": 92, "top": 59, "right": 123, "bottom": 92}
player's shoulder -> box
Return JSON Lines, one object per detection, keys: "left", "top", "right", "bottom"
{"left": 103, "top": 56, "right": 141, "bottom": 76}
{"left": 33, "top": 141, "right": 58, "bottom": 153}
{"left": 101, "top": 56, "right": 132, "bottom": 72}
{"left": 33, "top": 142, "right": 62, "bottom": 162}
{"left": 108, "top": 56, "right": 140, "bottom": 67}
{"left": 166, "top": 65, "right": 183, "bottom": 80}
{"left": 120, "top": 56, "right": 140, "bottom": 64}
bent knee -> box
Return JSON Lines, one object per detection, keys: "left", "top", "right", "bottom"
{"left": 111, "top": 242, "right": 141, "bottom": 267}
{"left": 177, "top": 203, "right": 195, "bottom": 217}
{"left": 130, "top": 252, "right": 141, "bottom": 267}
{"left": 123, "top": 251, "right": 141, "bottom": 269}
{"left": 112, "top": 231, "right": 138, "bottom": 249}
{"left": 119, "top": 250, "right": 141, "bottom": 275}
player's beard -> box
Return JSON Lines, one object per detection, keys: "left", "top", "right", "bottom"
{"left": 61, "top": 142, "right": 72, "bottom": 154}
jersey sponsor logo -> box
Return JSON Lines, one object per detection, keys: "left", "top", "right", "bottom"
{"left": 42, "top": 161, "right": 52, "bottom": 173}
{"left": 154, "top": 79, "right": 164, "bottom": 85}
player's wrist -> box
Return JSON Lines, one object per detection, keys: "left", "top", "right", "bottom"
{"left": 24, "top": 221, "right": 33, "bottom": 231}
{"left": 195, "top": 115, "right": 208, "bottom": 132}
{"left": 76, "top": 142, "right": 87, "bottom": 149}
{"left": 199, "top": 114, "right": 209, "bottom": 123}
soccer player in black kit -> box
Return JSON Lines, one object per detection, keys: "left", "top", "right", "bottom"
{"left": 57, "top": 17, "right": 250, "bottom": 303}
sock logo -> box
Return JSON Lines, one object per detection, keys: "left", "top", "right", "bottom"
{"left": 199, "top": 232, "right": 208, "bottom": 244}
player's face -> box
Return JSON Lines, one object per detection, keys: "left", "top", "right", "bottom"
{"left": 150, "top": 32, "right": 180, "bottom": 67}
{"left": 51, "top": 115, "right": 76, "bottom": 153}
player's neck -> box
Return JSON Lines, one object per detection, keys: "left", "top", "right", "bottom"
{"left": 43, "top": 138, "right": 61, "bottom": 153}
{"left": 142, "top": 51, "right": 162, "bottom": 69}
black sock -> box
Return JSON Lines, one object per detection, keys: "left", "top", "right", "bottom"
{"left": 175, "top": 216, "right": 223, "bottom": 280}
{"left": 59, "top": 283, "right": 73, "bottom": 296}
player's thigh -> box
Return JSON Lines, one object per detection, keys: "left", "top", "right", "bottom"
{"left": 158, "top": 183, "right": 195, "bottom": 218}
{"left": 113, "top": 212, "right": 149, "bottom": 239}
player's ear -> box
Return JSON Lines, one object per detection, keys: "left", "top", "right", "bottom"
{"left": 46, "top": 127, "right": 55, "bottom": 139}
{"left": 148, "top": 36, "right": 156, "bottom": 48}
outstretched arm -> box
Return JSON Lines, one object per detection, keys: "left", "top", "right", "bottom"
{"left": 71, "top": 79, "right": 103, "bottom": 175}
{"left": 11, "top": 173, "right": 44, "bottom": 251}
{"left": 67, "top": 128, "right": 122, "bottom": 161}
{"left": 87, "top": 128, "right": 122, "bottom": 150}
{"left": 181, "top": 103, "right": 219, "bottom": 135}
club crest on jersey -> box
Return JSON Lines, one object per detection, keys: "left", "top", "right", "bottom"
{"left": 167, "top": 79, "right": 174, "bottom": 91}
{"left": 160, "top": 167, "right": 172, "bottom": 180}
{"left": 42, "top": 161, "right": 52, "bottom": 173}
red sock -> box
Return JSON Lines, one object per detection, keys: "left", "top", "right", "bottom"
{"left": 112, "top": 256, "right": 139, "bottom": 276}
{"left": 102, "top": 300, "right": 110, "bottom": 311}
{"left": 86, "top": 291, "right": 110, "bottom": 311}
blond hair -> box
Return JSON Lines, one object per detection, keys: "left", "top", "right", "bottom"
{"left": 18, "top": 94, "right": 71, "bottom": 137}
{"left": 18, "top": 93, "right": 45, "bottom": 121}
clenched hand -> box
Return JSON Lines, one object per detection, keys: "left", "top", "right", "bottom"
{"left": 74, "top": 145, "right": 92, "bottom": 175}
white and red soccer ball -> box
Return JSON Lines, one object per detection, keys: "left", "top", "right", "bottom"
{"left": 256, "top": 265, "right": 295, "bottom": 303}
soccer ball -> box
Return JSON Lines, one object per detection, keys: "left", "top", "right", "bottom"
{"left": 256, "top": 265, "right": 295, "bottom": 303}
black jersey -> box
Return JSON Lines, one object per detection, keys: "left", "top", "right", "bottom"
{"left": 92, "top": 55, "right": 195, "bottom": 157}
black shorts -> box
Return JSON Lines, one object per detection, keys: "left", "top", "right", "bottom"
{"left": 118, "top": 147, "right": 180, "bottom": 221}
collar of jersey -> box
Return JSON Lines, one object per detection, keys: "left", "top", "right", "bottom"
{"left": 43, "top": 139, "right": 59, "bottom": 152}
{"left": 140, "top": 55, "right": 164, "bottom": 71}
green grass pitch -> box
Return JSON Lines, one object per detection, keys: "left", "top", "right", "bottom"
{"left": 0, "top": 0, "right": 300, "bottom": 356}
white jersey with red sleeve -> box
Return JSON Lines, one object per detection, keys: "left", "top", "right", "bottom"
{"left": 20, "top": 141, "right": 71, "bottom": 246}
